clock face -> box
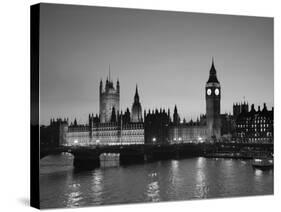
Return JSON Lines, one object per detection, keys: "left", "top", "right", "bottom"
{"left": 207, "top": 88, "right": 211, "bottom": 95}
{"left": 215, "top": 88, "right": 220, "bottom": 96}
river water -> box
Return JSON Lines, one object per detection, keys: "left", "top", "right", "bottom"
{"left": 40, "top": 154, "right": 273, "bottom": 209}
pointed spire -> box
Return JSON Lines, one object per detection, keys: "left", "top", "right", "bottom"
{"left": 263, "top": 103, "right": 267, "bottom": 112}
{"left": 111, "top": 106, "right": 116, "bottom": 122}
{"left": 210, "top": 57, "right": 216, "bottom": 75}
{"left": 207, "top": 57, "right": 219, "bottom": 83}
{"left": 173, "top": 105, "right": 180, "bottom": 124}
{"left": 116, "top": 77, "right": 120, "bottom": 92}
{"left": 109, "top": 64, "right": 111, "bottom": 82}
{"left": 174, "top": 105, "right": 178, "bottom": 113}
{"left": 135, "top": 84, "right": 139, "bottom": 96}
{"left": 100, "top": 79, "right": 103, "bottom": 92}
{"left": 134, "top": 84, "right": 139, "bottom": 102}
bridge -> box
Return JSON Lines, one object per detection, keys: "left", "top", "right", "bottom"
{"left": 40, "top": 142, "right": 273, "bottom": 169}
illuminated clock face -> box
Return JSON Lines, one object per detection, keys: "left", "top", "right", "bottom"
{"left": 215, "top": 88, "right": 220, "bottom": 96}
{"left": 207, "top": 88, "right": 211, "bottom": 95}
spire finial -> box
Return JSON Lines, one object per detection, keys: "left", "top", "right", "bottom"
{"left": 134, "top": 84, "right": 139, "bottom": 102}
{"left": 109, "top": 64, "right": 111, "bottom": 82}
{"left": 207, "top": 57, "right": 219, "bottom": 83}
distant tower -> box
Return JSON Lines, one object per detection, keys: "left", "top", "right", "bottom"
{"left": 241, "top": 101, "right": 249, "bottom": 113}
{"left": 111, "top": 106, "right": 117, "bottom": 123}
{"left": 233, "top": 103, "right": 241, "bottom": 118}
{"left": 99, "top": 68, "right": 120, "bottom": 123}
{"left": 131, "top": 85, "right": 142, "bottom": 122}
{"left": 205, "top": 58, "right": 221, "bottom": 140}
{"left": 173, "top": 105, "right": 180, "bottom": 125}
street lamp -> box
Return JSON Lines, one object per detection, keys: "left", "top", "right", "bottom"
{"left": 96, "top": 139, "right": 100, "bottom": 145}
{"left": 198, "top": 136, "right": 203, "bottom": 143}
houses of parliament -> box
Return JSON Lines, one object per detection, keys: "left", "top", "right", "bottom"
{"left": 41, "top": 59, "right": 273, "bottom": 148}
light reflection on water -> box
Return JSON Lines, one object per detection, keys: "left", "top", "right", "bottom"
{"left": 91, "top": 170, "right": 104, "bottom": 205}
{"left": 66, "top": 189, "right": 82, "bottom": 208}
{"left": 255, "top": 169, "right": 264, "bottom": 177}
{"left": 195, "top": 157, "right": 208, "bottom": 198}
{"left": 146, "top": 181, "right": 160, "bottom": 202}
{"left": 40, "top": 155, "right": 273, "bottom": 209}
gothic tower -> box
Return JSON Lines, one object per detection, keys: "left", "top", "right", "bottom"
{"left": 131, "top": 85, "right": 142, "bottom": 122}
{"left": 99, "top": 69, "right": 120, "bottom": 123}
{"left": 205, "top": 58, "right": 221, "bottom": 140}
{"left": 173, "top": 105, "right": 180, "bottom": 125}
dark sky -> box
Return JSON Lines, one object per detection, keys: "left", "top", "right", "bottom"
{"left": 39, "top": 3, "right": 273, "bottom": 125}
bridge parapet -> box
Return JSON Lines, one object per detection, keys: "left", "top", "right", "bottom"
{"left": 40, "top": 143, "right": 273, "bottom": 168}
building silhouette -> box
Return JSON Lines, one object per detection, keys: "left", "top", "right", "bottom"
{"left": 235, "top": 103, "right": 273, "bottom": 143}
{"left": 41, "top": 59, "right": 273, "bottom": 148}
{"left": 40, "top": 118, "right": 68, "bottom": 148}
{"left": 233, "top": 102, "right": 249, "bottom": 119}
{"left": 144, "top": 108, "right": 170, "bottom": 144}
{"left": 220, "top": 113, "right": 236, "bottom": 141}
{"left": 44, "top": 60, "right": 223, "bottom": 147}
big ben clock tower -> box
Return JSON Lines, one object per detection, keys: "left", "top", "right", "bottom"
{"left": 205, "top": 58, "right": 221, "bottom": 140}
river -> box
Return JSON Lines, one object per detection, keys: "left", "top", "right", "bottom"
{"left": 40, "top": 154, "right": 273, "bottom": 209}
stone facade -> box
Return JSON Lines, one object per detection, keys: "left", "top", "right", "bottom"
{"left": 90, "top": 122, "right": 144, "bottom": 145}
{"left": 65, "top": 125, "right": 89, "bottom": 146}
{"left": 168, "top": 124, "right": 208, "bottom": 143}
{"left": 64, "top": 116, "right": 145, "bottom": 146}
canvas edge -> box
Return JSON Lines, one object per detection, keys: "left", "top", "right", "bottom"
{"left": 30, "top": 3, "right": 40, "bottom": 209}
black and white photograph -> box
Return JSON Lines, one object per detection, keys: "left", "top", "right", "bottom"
{"left": 30, "top": 3, "right": 273, "bottom": 209}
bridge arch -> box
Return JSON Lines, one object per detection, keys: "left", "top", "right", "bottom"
{"left": 40, "top": 147, "right": 74, "bottom": 159}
